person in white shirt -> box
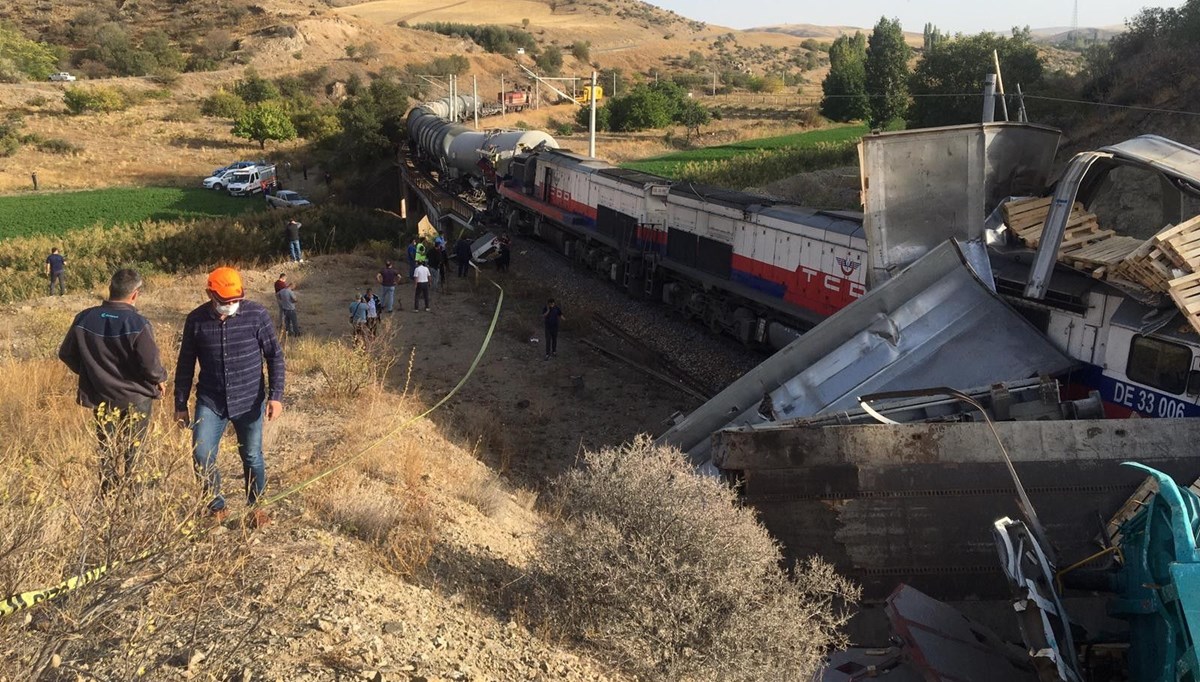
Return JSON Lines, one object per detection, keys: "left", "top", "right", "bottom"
{"left": 413, "top": 263, "right": 431, "bottom": 312}
{"left": 364, "top": 288, "right": 380, "bottom": 335}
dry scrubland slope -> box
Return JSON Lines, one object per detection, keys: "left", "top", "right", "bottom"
{"left": 0, "top": 0, "right": 824, "bottom": 190}
{"left": 0, "top": 253, "right": 854, "bottom": 680}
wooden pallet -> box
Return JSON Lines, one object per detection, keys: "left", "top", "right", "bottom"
{"left": 1064, "top": 236, "right": 1143, "bottom": 278}
{"left": 1155, "top": 215, "right": 1200, "bottom": 271}
{"left": 1168, "top": 272, "right": 1200, "bottom": 335}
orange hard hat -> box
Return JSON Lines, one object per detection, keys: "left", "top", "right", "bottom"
{"left": 206, "top": 266, "right": 245, "bottom": 303}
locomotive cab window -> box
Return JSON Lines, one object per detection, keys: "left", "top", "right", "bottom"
{"left": 1126, "top": 335, "right": 1192, "bottom": 395}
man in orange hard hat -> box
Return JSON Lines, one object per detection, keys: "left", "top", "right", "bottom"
{"left": 174, "top": 266, "right": 285, "bottom": 527}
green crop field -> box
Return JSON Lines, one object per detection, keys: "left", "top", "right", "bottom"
{"left": 0, "top": 187, "right": 266, "bottom": 240}
{"left": 623, "top": 124, "right": 870, "bottom": 178}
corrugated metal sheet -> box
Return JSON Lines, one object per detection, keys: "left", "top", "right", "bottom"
{"left": 656, "top": 239, "right": 1075, "bottom": 464}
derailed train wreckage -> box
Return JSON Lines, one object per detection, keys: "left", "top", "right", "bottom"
{"left": 403, "top": 96, "right": 1200, "bottom": 679}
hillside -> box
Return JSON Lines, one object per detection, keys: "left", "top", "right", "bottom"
{"left": 751, "top": 23, "right": 925, "bottom": 47}
{"left": 0, "top": 0, "right": 826, "bottom": 192}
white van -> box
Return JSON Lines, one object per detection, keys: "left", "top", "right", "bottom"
{"left": 227, "top": 165, "right": 277, "bottom": 196}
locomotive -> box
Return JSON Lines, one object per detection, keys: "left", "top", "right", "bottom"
{"left": 408, "top": 96, "right": 867, "bottom": 347}
{"left": 408, "top": 99, "right": 1200, "bottom": 421}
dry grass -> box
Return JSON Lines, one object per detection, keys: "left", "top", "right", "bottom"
{"left": 457, "top": 471, "right": 510, "bottom": 517}
{"left": 0, "top": 347, "right": 281, "bottom": 678}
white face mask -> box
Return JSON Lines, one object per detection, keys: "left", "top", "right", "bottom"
{"left": 214, "top": 301, "right": 241, "bottom": 316}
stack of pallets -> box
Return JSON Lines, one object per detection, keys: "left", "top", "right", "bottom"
{"left": 1108, "top": 239, "right": 1181, "bottom": 291}
{"left": 1002, "top": 197, "right": 1126, "bottom": 277}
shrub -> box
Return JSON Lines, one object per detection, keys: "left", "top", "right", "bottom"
{"left": 200, "top": 90, "right": 246, "bottom": 118}
{"left": 33, "top": 137, "right": 83, "bottom": 155}
{"left": 62, "top": 86, "right": 128, "bottom": 114}
{"left": 570, "top": 40, "right": 591, "bottom": 62}
{"left": 529, "top": 436, "right": 858, "bottom": 681}
{"left": 164, "top": 103, "right": 201, "bottom": 122}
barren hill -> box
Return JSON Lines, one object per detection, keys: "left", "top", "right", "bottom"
{"left": 751, "top": 23, "right": 925, "bottom": 47}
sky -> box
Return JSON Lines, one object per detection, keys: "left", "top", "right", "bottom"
{"left": 645, "top": 0, "right": 1184, "bottom": 33}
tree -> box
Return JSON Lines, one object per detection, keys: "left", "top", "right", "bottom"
{"left": 907, "top": 31, "right": 1044, "bottom": 128}
{"left": 678, "top": 98, "right": 711, "bottom": 141}
{"left": 864, "top": 16, "right": 911, "bottom": 127}
{"left": 232, "top": 102, "right": 297, "bottom": 149}
{"left": 922, "top": 23, "right": 946, "bottom": 52}
{"left": 0, "top": 25, "right": 59, "bottom": 81}
{"left": 570, "top": 41, "right": 590, "bottom": 62}
{"left": 820, "top": 32, "right": 869, "bottom": 122}
{"left": 233, "top": 67, "right": 280, "bottom": 104}
{"left": 535, "top": 45, "right": 563, "bottom": 75}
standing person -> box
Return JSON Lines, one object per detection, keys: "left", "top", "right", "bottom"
{"left": 324, "top": 171, "right": 332, "bottom": 186}
{"left": 496, "top": 234, "right": 512, "bottom": 273}
{"left": 425, "top": 243, "right": 443, "bottom": 290}
{"left": 285, "top": 219, "right": 303, "bottom": 264}
{"left": 413, "top": 260, "right": 431, "bottom": 312}
{"left": 433, "top": 241, "right": 449, "bottom": 290}
{"left": 376, "top": 260, "right": 401, "bottom": 313}
{"left": 277, "top": 280, "right": 301, "bottom": 338}
{"left": 364, "top": 288, "right": 380, "bottom": 335}
{"left": 542, "top": 298, "right": 565, "bottom": 360}
{"left": 406, "top": 238, "right": 419, "bottom": 278}
{"left": 415, "top": 236, "right": 428, "bottom": 266}
{"left": 58, "top": 269, "right": 167, "bottom": 494}
{"left": 46, "top": 247, "right": 66, "bottom": 296}
{"left": 174, "top": 267, "right": 284, "bottom": 527}
{"left": 349, "top": 293, "right": 369, "bottom": 345}
{"left": 273, "top": 272, "right": 288, "bottom": 293}
{"left": 455, "top": 236, "right": 473, "bottom": 277}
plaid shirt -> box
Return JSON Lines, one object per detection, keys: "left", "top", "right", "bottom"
{"left": 174, "top": 300, "right": 285, "bottom": 418}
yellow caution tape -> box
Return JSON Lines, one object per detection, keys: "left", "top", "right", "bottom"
{"left": 0, "top": 281, "right": 504, "bottom": 618}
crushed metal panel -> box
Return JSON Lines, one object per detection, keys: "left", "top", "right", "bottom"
{"left": 816, "top": 647, "right": 922, "bottom": 681}
{"left": 860, "top": 122, "right": 1060, "bottom": 284}
{"left": 886, "top": 585, "right": 1039, "bottom": 682}
{"left": 1101, "top": 135, "right": 1200, "bottom": 188}
{"left": 656, "top": 239, "right": 1074, "bottom": 464}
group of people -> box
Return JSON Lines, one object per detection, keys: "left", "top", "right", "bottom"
{"left": 59, "top": 266, "right": 284, "bottom": 528}
{"left": 49, "top": 222, "right": 565, "bottom": 526}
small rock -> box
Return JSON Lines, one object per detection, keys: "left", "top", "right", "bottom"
{"left": 382, "top": 621, "right": 405, "bottom": 635}
{"left": 314, "top": 617, "right": 335, "bottom": 633}
{"left": 432, "top": 635, "right": 447, "bottom": 650}
{"left": 50, "top": 654, "right": 62, "bottom": 668}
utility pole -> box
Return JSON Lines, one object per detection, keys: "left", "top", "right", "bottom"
{"left": 588, "top": 71, "right": 597, "bottom": 158}
{"left": 711, "top": 71, "right": 716, "bottom": 96}
{"left": 472, "top": 74, "right": 479, "bottom": 129}
{"left": 449, "top": 75, "right": 456, "bottom": 120}
{"left": 501, "top": 74, "right": 506, "bottom": 117}
{"left": 612, "top": 71, "right": 617, "bottom": 97}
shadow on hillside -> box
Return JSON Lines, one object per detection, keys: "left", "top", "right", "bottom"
{"left": 418, "top": 540, "right": 529, "bottom": 623}
{"left": 171, "top": 134, "right": 253, "bottom": 151}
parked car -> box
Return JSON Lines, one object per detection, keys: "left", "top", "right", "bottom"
{"left": 227, "top": 165, "right": 277, "bottom": 196}
{"left": 211, "top": 160, "right": 259, "bottom": 177}
{"left": 265, "top": 190, "right": 312, "bottom": 209}
{"left": 202, "top": 167, "right": 243, "bottom": 191}
{"left": 48, "top": 72, "right": 76, "bottom": 82}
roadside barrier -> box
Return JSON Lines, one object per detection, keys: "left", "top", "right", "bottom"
{"left": 1, "top": 280, "right": 505, "bottom": 618}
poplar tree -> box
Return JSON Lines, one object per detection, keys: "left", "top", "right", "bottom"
{"left": 864, "top": 16, "right": 911, "bottom": 128}
{"left": 819, "top": 32, "right": 869, "bottom": 122}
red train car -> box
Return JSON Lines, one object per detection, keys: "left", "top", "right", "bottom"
{"left": 498, "top": 89, "right": 530, "bottom": 111}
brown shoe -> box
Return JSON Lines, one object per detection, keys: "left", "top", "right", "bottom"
{"left": 244, "top": 509, "right": 272, "bottom": 529}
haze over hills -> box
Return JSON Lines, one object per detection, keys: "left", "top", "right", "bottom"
{"left": 751, "top": 21, "right": 1125, "bottom": 45}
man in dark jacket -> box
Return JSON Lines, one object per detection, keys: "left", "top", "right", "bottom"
{"left": 285, "top": 220, "right": 303, "bottom": 263}
{"left": 455, "top": 236, "right": 473, "bottom": 277}
{"left": 59, "top": 268, "right": 167, "bottom": 493}
{"left": 175, "top": 266, "right": 285, "bottom": 527}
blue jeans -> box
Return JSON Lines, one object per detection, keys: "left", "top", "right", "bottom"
{"left": 381, "top": 286, "right": 396, "bottom": 312}
{"left": 192, "top": 401, "right": 266, "bottom": 511}
{"left": 289, "top": 240, "right": 302, "bottom": 262}
{"left": 280, "top": 308, "right": 300, "bottom": 335}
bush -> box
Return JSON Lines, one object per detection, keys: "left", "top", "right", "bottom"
{"left": 32, "top": 137, "right": 83, "bottom": 155}
{"left": 570, "top": 40, "right": 590, "bottom": 62}
{"left": 200, "top": 90, "right": 246, "bottom": 118}
{"left": 62, "top": 86, "right": 128, "bottom": 114}
{"left": 535, "top": 45, "right": 563, "bottom": 75}
{"left": 529, "top": 436, "right": 858, "bottom": 681}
